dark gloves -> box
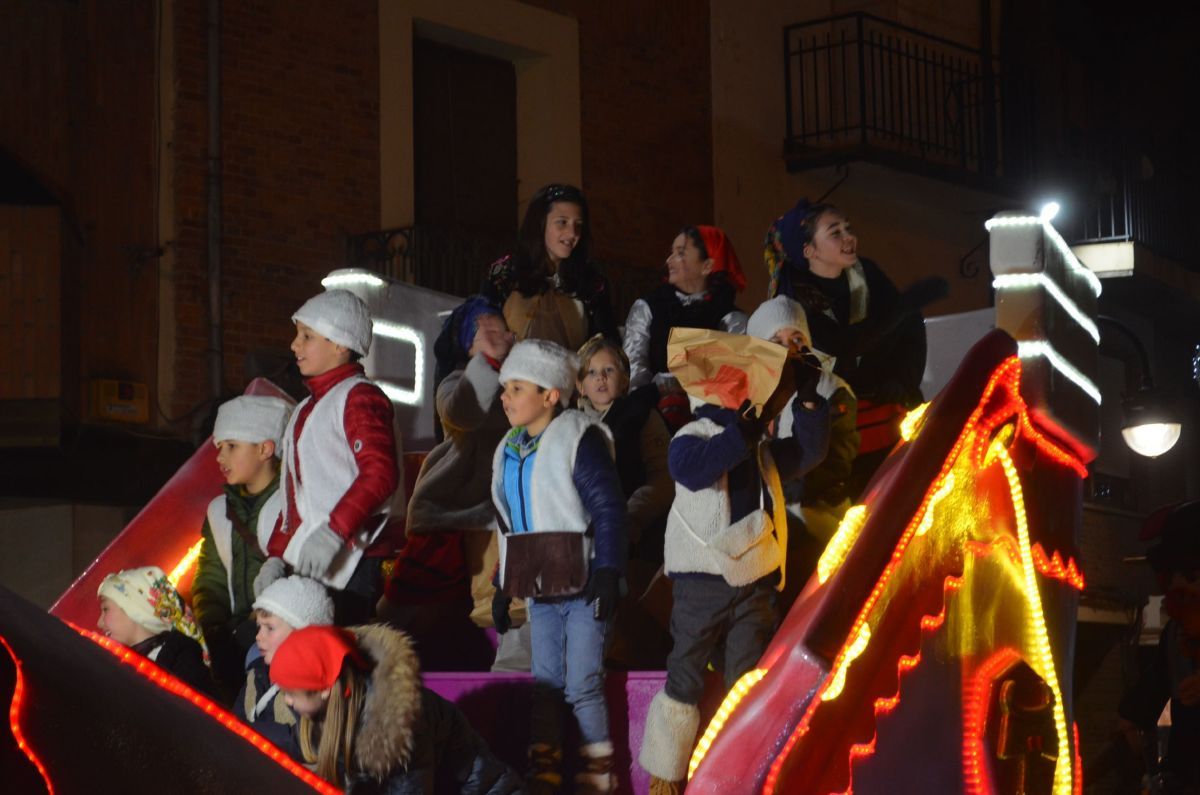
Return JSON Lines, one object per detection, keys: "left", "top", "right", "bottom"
{"left": 491, "top": 590, "right": 512, "bottom": 634}
{"left": 582, "top": 568, "right": 621, "bottom": 622}
{"left": 792, "top": 353, "right": 823, "bottom": 405}
{"left": 736, "top": 400, "right": 768, "bottom": 446}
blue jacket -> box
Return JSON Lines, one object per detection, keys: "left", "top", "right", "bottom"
{"left": 498, "top": 423, "right": 627, "bottom": 576}
{"left": 669, "top": 398, "right": 830, "bottom": 526}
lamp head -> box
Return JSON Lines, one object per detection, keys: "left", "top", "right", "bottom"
{"left": 1122, "top": 388, "right": 1182, "bottom": 458}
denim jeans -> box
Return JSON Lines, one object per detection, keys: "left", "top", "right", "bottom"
{"left": 528, "top": 596, "right": 610, "bottom": 746}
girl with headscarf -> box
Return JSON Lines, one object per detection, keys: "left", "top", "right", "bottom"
{"left": 622, "top": 225, "right": 749, "bottom": 431}
{"left": 765, "top": 200, "right": 946, "bottom": 498}
{"left": 97, "top": 565, "right": 218, "bottom": 699}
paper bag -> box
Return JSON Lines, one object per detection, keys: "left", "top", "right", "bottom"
{"left": 666, "top": 327, "right": 789, "bottom": 413}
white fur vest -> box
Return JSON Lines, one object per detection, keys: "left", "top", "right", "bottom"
{"left": 664, "top": 417, "right": 789, "bottom": 590}
{"left": 490, "top": 410, "right": 614, "bottom": 594}
{"left": 206, "top": 490, "right": 281, "bottom": 605}
{"left": 280, "top": 374, "right": 404, "bottom": 589}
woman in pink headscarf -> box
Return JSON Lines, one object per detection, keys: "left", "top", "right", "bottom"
{"left": 622, "top": 225, "right": 749, "bottom": 431}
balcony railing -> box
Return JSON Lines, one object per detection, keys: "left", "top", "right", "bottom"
{"left": 784, "top": 13, "right": 1034, "bottom": 188}
{"left": 1057, "top": 138, "right": 1188, "bottom": 265}
{"left": 345, "top": 226, "right": 659, "bottom": 321}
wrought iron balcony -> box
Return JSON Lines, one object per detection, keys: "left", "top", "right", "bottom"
{"left": 1055, "top": 137, "right": 1188, "bottom": 266}
{"left": 784, "top": 13, "right": 1034, "bottom": 191}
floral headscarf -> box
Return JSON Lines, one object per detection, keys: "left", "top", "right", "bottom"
{"left": 98, "top": 566, "right": 208, "bottom": 662}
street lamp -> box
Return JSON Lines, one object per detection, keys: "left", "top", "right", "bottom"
{"left": 1099, "top": 316, "right": 1183, "bottom": 457}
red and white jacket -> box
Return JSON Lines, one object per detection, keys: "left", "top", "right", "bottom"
{"left": 266, "top": 363, "right": 404, "bottom": 588}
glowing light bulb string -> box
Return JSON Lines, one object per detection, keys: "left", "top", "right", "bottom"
{"left": 0, "top": 633, "right": 56, "bottom": 795}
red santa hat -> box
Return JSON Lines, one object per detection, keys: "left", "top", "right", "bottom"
{"left": 269, "top": 625, "right": 366, "bottom": 692}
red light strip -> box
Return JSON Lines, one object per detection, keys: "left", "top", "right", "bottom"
{"left": 0, "top": 633, "right": 56, "bottom": 795}
{"left": 70, "top": 623, "right": 340, "bottom": 794}
{"left": 1073, "top": 723, "right": 1083, "bottom": 795}
{"left": 962, "top": 647, "right": 1023, "bottom": 795}
{"left": 828, "top": 576, "right": 965, "bottom": 795}
{"left": 1032, "top": 543, "right": 1086, "bottom": 590}
{"left": 762, "top": 357, "right": 1086, "bottom": 795}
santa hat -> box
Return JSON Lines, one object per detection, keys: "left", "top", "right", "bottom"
{"left": 695, "top": 225, "right": 747, "bottom": 293}
{"left": 292, "top": 289, "right": 373, "bottom": 356}
{"left": 98, "top": 567, "right": 207, "bottom": 653}
{"left": 253, "top": 575, "right": 334, "bottom": 630}
{"left": 269, "top": 625, "right": 366, "bottom": 692}
{"left": 747, "top": 296, "right": 811, "bottom": 345}
{"left": 212, "top": 396, "right": 292, "bottom": 451}
{"left": 499, "top": 339, "right": 578, "bottom": 406}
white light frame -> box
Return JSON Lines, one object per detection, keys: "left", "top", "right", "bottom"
{"left": 984, "top": 215, "right": 1103, "bottom": 297}
{"left": 992, "top": 273, "right": 1100, "bottom": 344}
{"left": 321, "top": 269, "right": 386, "bottom": 289}
{"left": 1016, "top": 340, "right": 1102, "bottom": 405}
{"left": 372, "top": 320, "right": 425, "bottom": 406}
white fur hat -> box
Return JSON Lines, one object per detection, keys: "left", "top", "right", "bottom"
{"left": 253, "top": 575, "right": 334, "bottom": 630}
{"left": 747, "top": 296, "right": 811, "bottom": 344}
{"left": 292, "top": 289, "right": 373, "bottom": 356}
{"left": 212, "top": 396, "right": 292, "bottom": 451}
{"left": 499, "top": 339, "right": 578, "bottom": 406}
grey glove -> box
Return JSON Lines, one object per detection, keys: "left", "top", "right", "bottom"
{"left": 294, "top": 524, "right": 344, "bottom": 578}
{"left": 252, "top": 556, "right": 288, "bottom": 598}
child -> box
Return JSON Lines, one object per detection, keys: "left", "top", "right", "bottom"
{"left": 270, "top": 624, "right": 524, "bottom": 793}
{"left": 637, "top": 340, "right": 830, "bottom": 795}
{"left": 97, "top": 566, "right": 216, "bottom": 698}
{"left": 379, "top": 296, "right": 515, "bottom": 671}
{"left": 192, "top": 394, "right": 291, "bottom": 698}
{"left": 480, "top": 183, "right": 617, "bottom": 349}
{"left": 576, "top": 334, "right": 675, "bottom": 668}
{"left": 257, "top": 288, "right": 406, "bottom": 626}
{"left": 234, "top": 575, "right": 333, "bottom": 752}
{"left": 746, "top": 295, "right": 859, "bottom": 610}
{"left": 490, "top": 339, "right": 627, "bottom": 794}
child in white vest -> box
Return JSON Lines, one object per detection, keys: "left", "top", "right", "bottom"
{"left": 256, "top": 289, "right": 405, "bottom": 626}
{"left": 193, "top": 394, "right": 292, "bottom": 699}
{"left": 490, "top": 339, "right": 627, "bottom": 795}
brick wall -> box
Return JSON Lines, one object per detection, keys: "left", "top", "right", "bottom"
{"left": 170, "top": 0, "right": 381, "bottom": 416}
{"left": 523, "top": 0, "right": 714, "bottom": 276}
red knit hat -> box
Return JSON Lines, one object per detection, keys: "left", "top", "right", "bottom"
{"left": 695, "top": 225, "right": 747, "bottom": 293}
{"left": 269, "top": 626, "right": 366, "bottom": 691}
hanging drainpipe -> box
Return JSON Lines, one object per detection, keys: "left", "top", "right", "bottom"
{"left": 206, "top": 0, "right": 223, "bottom": 401}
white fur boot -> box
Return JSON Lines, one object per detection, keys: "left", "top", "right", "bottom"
{"left": 638, "top": 690, "right": 701, "bottom": 783}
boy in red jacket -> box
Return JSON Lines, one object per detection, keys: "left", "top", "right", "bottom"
{"left": 256, "top": 288, "right": 405, "bottom": 625}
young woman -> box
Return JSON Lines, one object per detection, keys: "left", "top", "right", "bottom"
{"left": 622, "top": 225, "right": 749, "bottom": 430}
{"left": 481, "top": 183, "right": 616, "bottom": 350}
{"left": 765, "top": 199, "right": 945, "bottom": 498}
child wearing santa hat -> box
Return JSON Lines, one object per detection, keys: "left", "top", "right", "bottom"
{"left": 270, "top": 624, "right": 523, "bottom": 793}
{"left": 232, "top": 574, "right": 333, "bottom": 752}
{"left": 257, "top": 289, "right": 406, "bottom": 626}
{"left": 490, "top": 338, "right": 628, "bottom": 794}
{"left": 97, "top": 566, "right": 216, "bottom": 698}
{"left": 192, "top": 394, "right": 292, "bottom": 698}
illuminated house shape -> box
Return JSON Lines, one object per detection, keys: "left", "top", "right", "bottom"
{"left": 687, "top": 212, "right": 1099, "bottom": 795}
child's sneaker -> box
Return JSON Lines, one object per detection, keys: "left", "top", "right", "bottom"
{"left": 575, "top": 740, "right": 614, "bottom": 794}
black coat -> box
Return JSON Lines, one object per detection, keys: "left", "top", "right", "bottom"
{"left": 132, "top": 630, "right": 218, "bottom": 700}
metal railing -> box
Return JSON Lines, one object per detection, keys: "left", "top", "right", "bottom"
{"left": 784, "top": 13, "right": 1033, "bottom": 184}
{"left": 346, "top": 226, "right": 659, "bottom": 320}
{"left": 1057, "top": 140, "right": 1188, "bottom": 265}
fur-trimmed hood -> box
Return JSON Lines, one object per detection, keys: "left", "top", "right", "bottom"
{"left": 349, "top": 623, "right": 423, "bottom": 779}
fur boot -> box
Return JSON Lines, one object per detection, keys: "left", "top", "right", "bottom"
{"left": 575, "top": 740, "right": 615, "bottom": 794}
{"left": 526, "top": 743, "right": 562, "bottom": 795}
{"left": 638, "top": 689, "right": 701, "bottom": 783}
